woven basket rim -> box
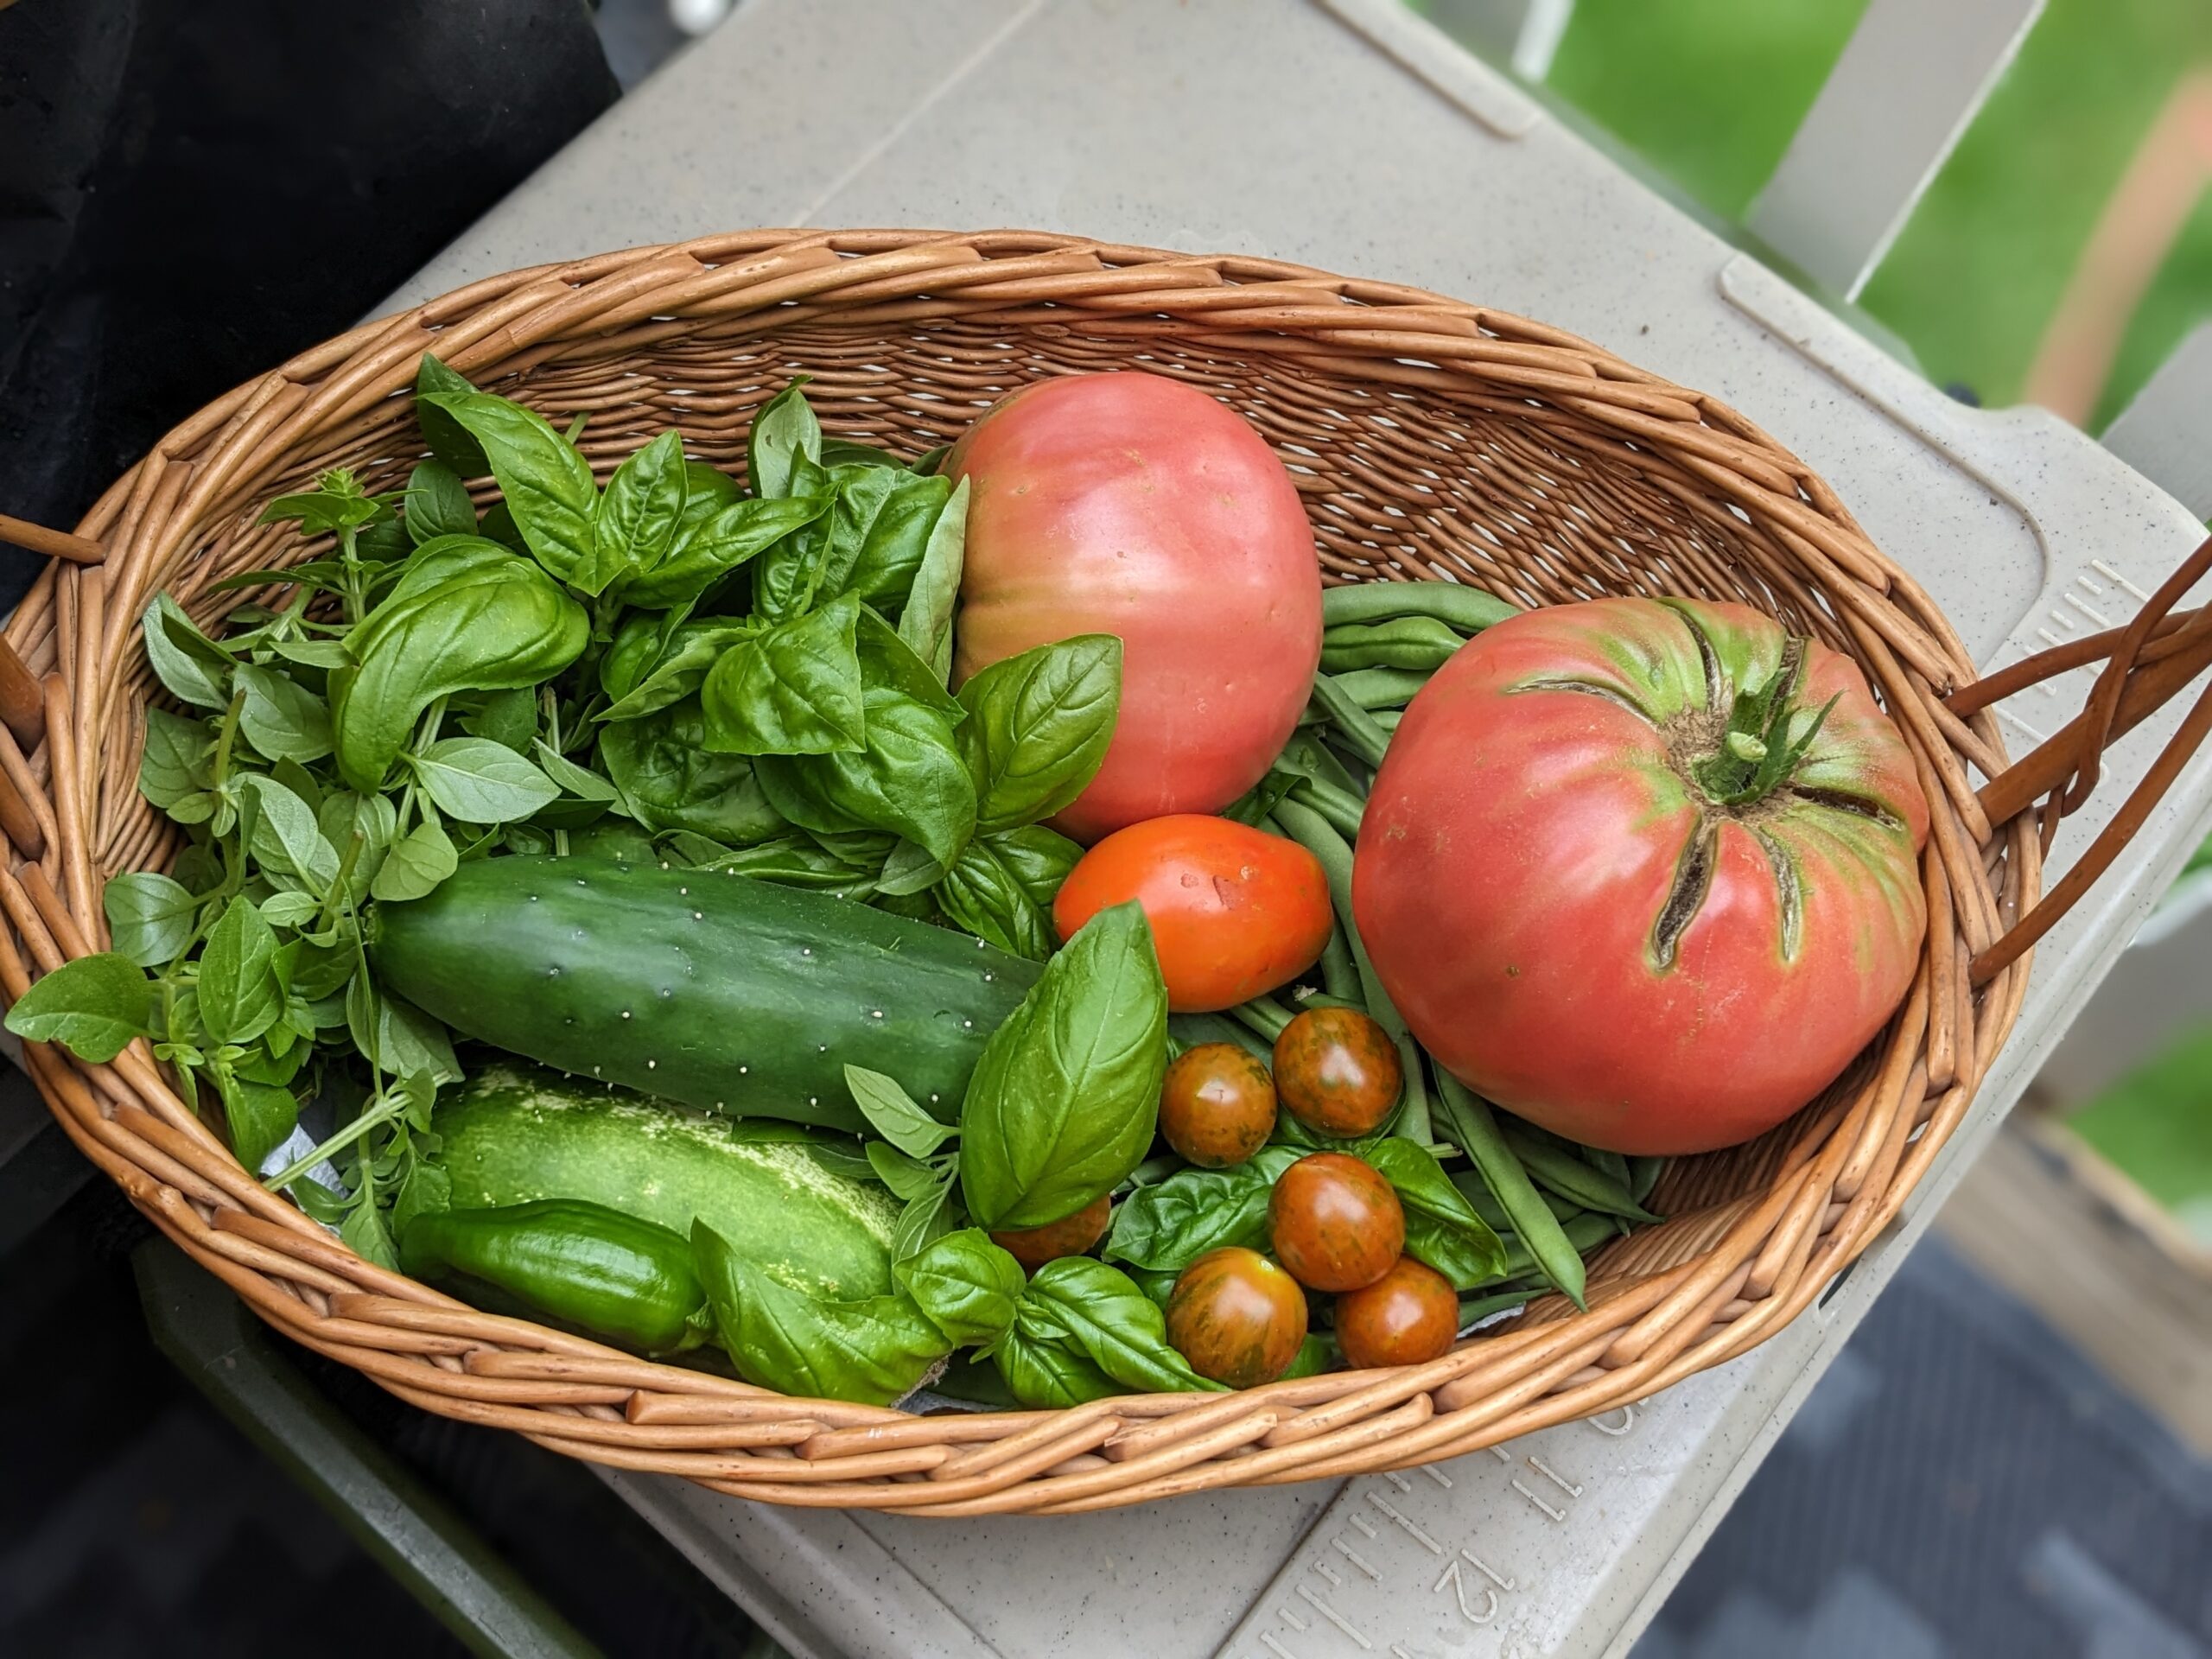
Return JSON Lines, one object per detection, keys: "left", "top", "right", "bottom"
{"left": 0, "top": 227, "right": 2043, "bottom": 1514}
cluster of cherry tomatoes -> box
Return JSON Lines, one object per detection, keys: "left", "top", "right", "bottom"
{"left": 1158, "top": 1007, "right": 1461, "bottom": 1386}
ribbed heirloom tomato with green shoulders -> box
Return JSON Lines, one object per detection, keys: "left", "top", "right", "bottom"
{"left": 1353, "top": 596, "right": 1930, "bottom": 1156}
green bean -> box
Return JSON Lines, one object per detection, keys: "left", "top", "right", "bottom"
{"left": 1287, "top": 776, "right": 1363, "bottom": 842}
{"left": 1229, "top": 994, "right": 1296, "bottom": 1043}
{"left": 1321, "top": 616, "right": 1462, "bottom": 674}
{"left": 1168, "top": 1012, "right": 1270, "bottom": 1063}
{"left": 1322, "top": 580, "right": 1519, "bottom": 633}
{"left": 1290, "top": 987, "right": 1364, "bottom": 1013}
{"left": 1327, "top": 666, "right": 1434, "bottom": 710}
{"left": 1277, "top": 727, "right": 1367, "bottom": 798}
{"left": 1273, "top": 797, "right": 1429, "bottom": 1143}
{"left": 1588, "top": 1147, "right": 1631, "bottom": 1190}
{"left": 1307, "top": 674, "right": 1392, "bottom": 768}
{"left": 1629, "top": 1155, "right": 1667, "bottom": 1205}
{"left": 1435, "top": 1074, "right": 1586, "bottom": 1308}
{"left": 1451, "top": 1168, "right": 1580, "bottom": 1230}
{"left": 1501, "top": 1124, "right": 1663, "bottom": 1224}
{"left": 1456, "top": 1286, "right": 1535, "bottom": 1328}
{"left": 1318, "top": 920, "right": 1360, "bottom": 1001}
{"left": 1371, "top": 709, "right": 1402, "bottom": 732}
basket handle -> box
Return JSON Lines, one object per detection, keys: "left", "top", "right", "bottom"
{"left": 1948, "top": 532, "right": 2212, "bottom": 985}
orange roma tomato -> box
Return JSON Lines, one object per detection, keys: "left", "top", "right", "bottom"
{"left": 1334, "top": 1255, "right": 1459, "bottom": 1370}
{"left": 1268, "top": 1153, "right": 1403, "bottom": 1293}
{"left": 1165, "top": 1247, "right": 1309, "bottom": 1388}
{"left": 990, "top": 1192, "right": 1110, "bottom": 1273}
{"left": 1159, "top": 1042, "right": 1278, "bottom": 1167}
{"left": 1053, "top": 816, "right": 1332, "bottom": 1012}
{"left": 1272, "top": 1007, "right": 1402, "bottom": 1137}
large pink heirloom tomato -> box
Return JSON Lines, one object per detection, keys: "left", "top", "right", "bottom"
{"left": 1353, "top": 597, "right": 1930, "bottom": 1155}
{"left": 947, "top": 372, "right": 1322, "bottom": 842}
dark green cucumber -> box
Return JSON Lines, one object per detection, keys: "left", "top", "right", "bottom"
{"left": 372, "top": 855, "right": 1039, "bottom": 1134}
{"left": 431, "top": 1065, "right": 899, "bottom": 1298}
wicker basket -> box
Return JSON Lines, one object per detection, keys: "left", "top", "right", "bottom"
{"left": 4, "top": 229, "right": 2209, "bottom": 1516}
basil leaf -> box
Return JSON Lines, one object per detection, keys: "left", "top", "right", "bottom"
{"left": 600, "top": 620, "right": 756, "bottom": 724}
{"left": 199, "top": 898, "right": 283, "bottom": 1046}
{"left": 458, "top": 685, "right": 537, "bottom": 753}
{"left": 855, "top": 606, "right": 963, "bottom": 721}
{"left": 333, "top": 557, "right": 588, "bottom": 791}
{"left": 138, "top": 708, "right": 213, "bottom": 810}
{"left": 345, "top": 978, "right": 461, "bottom": 1084}
{"left": 993, "top": 1328, "right": 1121, "bottom": 1408}
{"left": 3, "top": 952, "right": 152, "bottom": 1062}
{"left": 215, "top": 1069, "right": 298, "bottom": 1173}
{"left": 371, "top": 821, "right": 460, "bottom": 902}
{"left": 989, "top": 823, "right": 1083, "bottom": 907}
{"left": 957, "top": 636, "right": 1122, "bottom": 833}
{"left": 104, "top": 872, "right": 198, "bottom": 968}
{"left": 897, "top": 476, "right": 968, "bottom": 683}
{"left": 533, "top": 741, "right": 620, "bottom": 804}
{"left": 958, "top": 899, "right": 1167, "bottom": 1230}
{"left": 415, "top": 354, "right": 488, "bottom": 477}
{"left": 1006, "top": 1258, "right": 1222, "bottom": 1395}
{"left": 753, "top": 687, "right": 976, "bottom": 867}
{"left": 233, "top": 663, "right": 333, "bottom": 765}
{"left": 1365, "top": 1138, "right": 1507, "bottom": 1287}
{"left": 844, "top": 1064, "right": 957, "bottom": 1157}
{"left": 621, "top": 493, "right": 830, "bottom": 612}
{"left": 377, "top": 534, "right": 518, "bottom": 613}
{"left": 240, "top": 775, "right": 340, "bottom": 895}
{"left": 142, "top": 595, "right": 233, "bottom": 709}
{"left": 867, "top": 1143, "right": 952, "bottom": 1202}
{"left": 1401, "top": 1211, "right": 1501, "bottom": 1293}
{"left": 823, "top": 468, "right": 942, "bottom": 610}
{"left": 410, "top": 737, "right": 562, "bottom": 824}
{"left": 600, "top": 699, "right": 785, "bottom": 842}
{"left": 747, "top": 379, "right": 822, "bottom": 501}
{"left": 891, "top": 1183, "right": 958, "bottom": 1263}
{"left": 694, "top": 1220, "right": 947, "bottom": 1406}
{"left": 699, "top": 592, "right": 867, "bottom": 756}
{"left": 257, "top": 891, "right": 323, "bottom": 929}
{"left": 403, "top": 461, "right": 477, "bottom": 544}
{"left": 316, "top": 790, "right": 398, "bottom": 902}
{"left": 818, "top": 437, "right": 908, "bottom": 470}
{"left": 340, "top": 1197, "right": 401, "bottom": 1272}
{"left": 421, "top": 391, "right": 601, "bottom": 592}
{"left": 935, "top": 836, "right": 1056, "bottom": 960}
{"left": 895, "top": 1229, "right": 1022, "bottom": 1348}
{"left": 1103, "top": 1150, "right": 1300, "bottom": 1273}
{"left": 594, "top": 430, "right": 688, "bottom": 591}
{"left": 875, "top": 839, "right": 948, "bottom": 899}
{"left": 260, "top": 468, "right": 385, "bottom": 537}
{"left": 683, "top": 831, "right": 882, "bottom": 896}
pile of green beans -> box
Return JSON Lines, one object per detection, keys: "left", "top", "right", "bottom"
{"left": 1225, "top": 578, "right": 1667, "bottom": 1317}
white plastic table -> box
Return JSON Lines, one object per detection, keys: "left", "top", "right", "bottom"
{"left": 388, "top": 3, "right": 2212, "bottom": 1654}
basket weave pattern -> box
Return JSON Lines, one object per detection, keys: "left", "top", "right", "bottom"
{"left": 0, "top": 230, "right": 2042, "bottom": 1515}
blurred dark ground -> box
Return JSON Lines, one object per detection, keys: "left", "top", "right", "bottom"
{"left": 3, "top": 3, "right": 2209, "bottom": 1656}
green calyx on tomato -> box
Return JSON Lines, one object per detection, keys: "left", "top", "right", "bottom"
{"left": 1679, "top": 632, "right": 1841, "bottom": 810}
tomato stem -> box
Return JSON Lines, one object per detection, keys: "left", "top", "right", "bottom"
{"left": 1687, "top": 639, "right": 1840, "bottom": 808}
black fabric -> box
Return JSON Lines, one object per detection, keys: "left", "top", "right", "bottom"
{"left": 0, "top": 0, "right": 619, "bottom": 611}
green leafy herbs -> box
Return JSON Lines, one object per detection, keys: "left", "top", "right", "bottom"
{"left": 1363, "top": 1137, "right": 1508, "bottom": 1291}
{"left": 694, "top": 1220, "right": 1018, "bottom": 1405}
{"left": 957, "top": 635, "right": 1122, "bottom": 833}
{"left": 984, "top": 1257, "right": 1222, "bottom": 1408}
{"left": 4, "top": 952, "right": 154, "bottom": 1063}
{"left": 1103, "top": 1149, "right": 1300, "bottom": 1273}
{"left": 959, "top": 900, "right": 1168, "bottom": 1230}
